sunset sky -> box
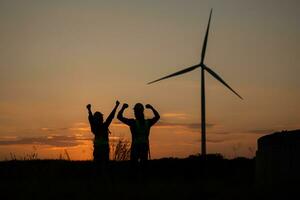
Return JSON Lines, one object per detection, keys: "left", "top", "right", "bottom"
{"left": 0, "top": 0, "right": 299, "bottom": 160}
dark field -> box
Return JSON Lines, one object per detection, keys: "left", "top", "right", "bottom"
{"left": 0, "top": 156, "right": 297, "bottom": 200}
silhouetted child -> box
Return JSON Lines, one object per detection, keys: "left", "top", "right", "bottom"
{"left": 86, "top": 101, "right": 120, "bottom": 163}
{"left": 117, "top": 103, "right": 160, "bottom": 168}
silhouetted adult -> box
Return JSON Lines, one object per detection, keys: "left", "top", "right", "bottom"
{"left": 86, "top": 101, "right": 120, "bottom": 163}
{"left": 117, "top": 103, "right": 160, "bottom": 166}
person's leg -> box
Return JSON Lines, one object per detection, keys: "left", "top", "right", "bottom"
{"left": 140, "top": 144, "right": 148, "bottom": 161}
{"left": 102, "top": 144, "right": 110, "bottom": 163}
{"left": 130, "top": 144, "right": 139, "bottom": 176}
{"left": 98, "top": 145, "right": 109, "bottom": 177}
{"left": 93, "top": 145, "right": 103, "bottom": 176}
{"left": 93, "top": 144, "right": 100, "bottom": 162}
{"left": 140, "top": 143, "right": 149, "bottom": 173}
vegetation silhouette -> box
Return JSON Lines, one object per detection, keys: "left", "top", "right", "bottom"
{"left": 117, "top": 103, "right": 160, "bottom": 169}
{"left": 86, "top": 101, "right": 120, "bottom": 163}
{"left": 1, "top": 154, "right": 296, "bottom": 200}
{"left": 110, "top": 138, "right": 131, "bottom": 161}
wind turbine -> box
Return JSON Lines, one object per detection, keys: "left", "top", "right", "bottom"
{"left": 148, "top": 9, "right": 243, "bottom": 157}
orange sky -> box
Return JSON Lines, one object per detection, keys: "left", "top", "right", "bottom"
{"left": 0, "top": 0, "right": 299, "bottom": 160}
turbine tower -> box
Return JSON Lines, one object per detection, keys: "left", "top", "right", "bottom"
{"left": 148, "top": 9, "right": 243, "bottom": 157}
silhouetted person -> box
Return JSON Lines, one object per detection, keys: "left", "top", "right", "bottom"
{"left": 86, "top": 101, "right": 120, "bottom": 163}
{"left": 117, "top": 103, "right": 160, "bottom": 168}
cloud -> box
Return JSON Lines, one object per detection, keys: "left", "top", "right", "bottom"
{"left": 84, "top": 120, "right": 214, "bottom": 132}
{"left": 68, "top": 127, "right": 90, "bottom": 132}
{"left": 247, "top": 129, "right": 274, "bottom": 135}
{"left": 162, "top": 113, "right": 188, "bottom": 120}
{"left": 195, "top": 138, "right": 227, "bottom": 144}
{"left": 111, "top": 121, "right": 128, "bottom": 127}
{"left": 155, "top": 121, "right": 214, "bottom": 131}
{"left": 206, "top": 138, "right": 227, "bottom": 143}
{"left": 0, "top": 136, "right": 18, "bottom": 140}
{"left": 0, "top": 135, "right": 91, "bottom": 147}
{"left": 39, "top": 122, "right": 93, "bottom": 133}
{"left": 40, "top": 127, "right": 69, "bottom": 132}
{"left": 212, "top": 131, "right": 231, "bottom": 135}
{"left": 0, "top": 134, "right": 124, "bottom": 148}
{"left": 68, "top": 122, "right": 90, "bottom": 132}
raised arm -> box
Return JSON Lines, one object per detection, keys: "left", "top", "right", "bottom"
{"left": 86, "top": 104, "right": 94, "bottom": 132}
{"left": 145, "top": 104, "right": 160, "bottom": 126}
{"left": 86, "top": 104, "right": 93, "bottom": 120}
{"left": 117, "top": 103, "right": 132, "bottom": 126}
{"left": 105, "top": 100, "right": 120, "bottom": 126}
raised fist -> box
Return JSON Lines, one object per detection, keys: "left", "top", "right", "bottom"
{"left": 145, "top": 104, "right": 153, "bottom": 109}
{"left": 86, "top": 104, "right": 91, "bottom": 110}
{"left": 122, "top": 103, "right": 129, "bottom": 109}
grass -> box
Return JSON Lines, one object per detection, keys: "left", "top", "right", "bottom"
{"left": 0, "top": 156, "right": 254, "bottom": 200}
{"left": 0, "top": 153, "right": 297, "bottom": 200}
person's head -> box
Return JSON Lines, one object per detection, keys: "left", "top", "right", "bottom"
{"left": 134, "top": 103, "right": 144, "bottom": 120}
{"left": 94, "top": 111, "right": 103, "bottom": 123}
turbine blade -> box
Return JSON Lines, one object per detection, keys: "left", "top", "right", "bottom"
{"left": 201, "top": 9, "right": 213, "bottom": 63}
{"left": 202, "top": 64, "right": 243, "bottom": 99}
{"left": 147, "top": 64, "right": 200, "bottom": 84}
